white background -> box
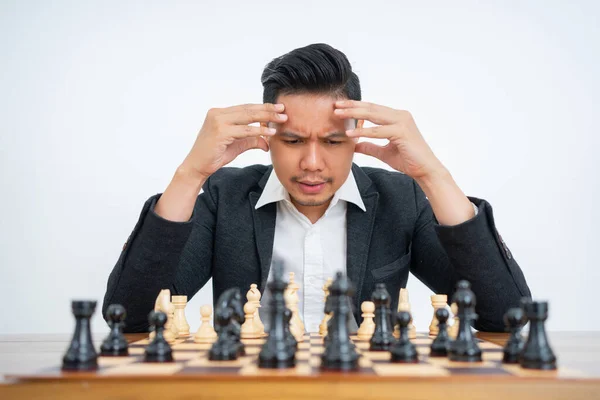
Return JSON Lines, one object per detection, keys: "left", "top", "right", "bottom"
{"left": 0, "top": 0, "right": 598, "bottom": 334}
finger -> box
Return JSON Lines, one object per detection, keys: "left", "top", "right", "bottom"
{"left": 222, "top": 103, "right": 285, "bottom": 115}
{"left": 354, "top": 141, "right": 389, "bottom": 160}
{"left": 334, "top": 107, "right": 393, "bottom": 125}
{"left": 228, "top": 124, "right": 277, "bottom": 139}
{"left": 224, "top": 109, "right": 288, "bottom": 125}
{"left": 237, "top": 135, "right": 270, "bottom": 154}
{"left": 345, "top": 125, "right": 392, "bottom": 140}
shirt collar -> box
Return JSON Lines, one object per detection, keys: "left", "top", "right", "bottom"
{"left": 255, "top": 169, "right": 366, "bottom": 212}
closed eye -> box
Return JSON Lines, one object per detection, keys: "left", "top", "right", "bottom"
{"left": 283, "top": 139, "right": 302, "bottom": 145}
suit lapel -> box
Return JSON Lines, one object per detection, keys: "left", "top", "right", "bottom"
{"left": 346, "top": 193, "right": 378, "bottom": 312}
{"left": 249, "top": 167, "right": 277, "bottom": 293}
{"left": 346, "top": 164, "right": 379, "bottom": 312}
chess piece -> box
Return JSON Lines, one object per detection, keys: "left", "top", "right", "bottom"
{"left": 448, "top": 303, "right": 459, "bottom": 339}
{"left": 390, "top": 311, "right": 418, "bottom": 363}
{"left": 259, "top": 259, "right": 296, "bottom": 368}
{"left": 502, "top": 307, "right": 525, "bottom": 364}
{"left": 369, "top": 283, "right": 396, "bottom": 351}
{"left": 396, "top": 288, "right": 416, "bottom": 339}
{"left": 62, "top": 300, "right": 98, "bottom": 371}
{"left": 209, "top": 288, "right": 246, "bottom": 360}
{"left": 171, "top": 295, "right": 191, "bottom": 337}
{"left": 321, "top": 272, "right": 360, "bottom": 371}
{"left": 247, "top": 284, "right": 265, "bottom": 336}
{"left": 100, "top": 304, "right": 129, "bottom": 356}
{"left": 285, "top": 273, "right": 304, "bottom": 342}
{"left": 241, "top": 301, "right": 262, "bottom": 339}
{"left": 448, "top": 281, "right": 482, "bottom": 362}
{"left": 150, "top": 289, "right": 176, "bottom": 343}
{"left": 429, "top": 294, "right": 448, "bottom": 336}
{"left": 430, "top": 308, "right": 450, "bottom": 357}
{"left": 318, "top": 278, "right": 333, "bottom": 336}
{"left": 283, "top": 308, "right": 298, "bottom": 350}
{"left": 520, "top": 300, "right": 557, "bottom": 370}
{"left": 357, "top": 301, "right": 376, "bottom": 340}
{"left": 144, "top": 311, "right": 173, "bottom": 363}
{"left": 287, "top": 272, "right": 305, "bottom": 333}
{"left": 194, "top": 305, "right": 217, "bottom": 343}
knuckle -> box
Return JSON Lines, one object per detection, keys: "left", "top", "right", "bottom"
{"left": 207, "top": 108, "right": 220, "bottom": 117}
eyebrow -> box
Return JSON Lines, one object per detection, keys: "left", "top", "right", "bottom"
{"left": 279, "top": 131, "right": 348, "bottom": 140}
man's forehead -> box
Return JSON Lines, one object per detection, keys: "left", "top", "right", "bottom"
{"left": 268, "top": 119, "right": 356, "bottom": 137}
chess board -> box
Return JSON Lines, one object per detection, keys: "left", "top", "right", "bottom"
{"left": 9, "top": 333, "right": 585, "bottom": 381}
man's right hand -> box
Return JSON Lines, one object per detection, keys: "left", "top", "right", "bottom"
{"left": 154, "top": 103, "right": 287, "bottom": 222}
{"left": 181, "top": 103, "right": 288, "bottom": 181}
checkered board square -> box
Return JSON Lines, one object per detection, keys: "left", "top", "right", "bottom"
{"left": 9, "top": 333, "right": 586, "bottom": 380}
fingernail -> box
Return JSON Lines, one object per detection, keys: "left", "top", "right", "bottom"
{"left": 346, "top": 130, "right": 355, "bottom": 136}
{"left": 274, "top": 104, "right": 284, "bottom": 111}
{"left": 278, "top": 113, "right": 287, "bottom": 120}
{"left": 267, "top": 128, "right": 276, "bottom": 134}
{"left": 334, "top": 109, "right": 344, "bottom": 114}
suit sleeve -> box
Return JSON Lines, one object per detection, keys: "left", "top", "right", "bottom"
{"left": 102, "top": 178, "right": 217, "bottom": 333}
{"left": 408, "top": 181, "right": 531, "bottom": 331}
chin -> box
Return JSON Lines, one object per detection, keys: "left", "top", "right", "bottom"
{"left": 292, "top": 193, "right": 334, "bottom": 207}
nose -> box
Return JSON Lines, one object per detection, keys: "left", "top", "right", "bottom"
{"left": 299, "top": 141, "right": 325, "bottom": 172}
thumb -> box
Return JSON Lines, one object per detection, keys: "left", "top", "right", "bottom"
{"left": 354, "top": 141, "right": 386, "bottom": 160}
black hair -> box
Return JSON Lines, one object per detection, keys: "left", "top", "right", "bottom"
{"left": 261, "top": 43, "right": 361, "bottom": 104}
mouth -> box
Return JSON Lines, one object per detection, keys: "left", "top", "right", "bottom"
{"left": 296, "top": 181, "right": 327, "bottom": 194}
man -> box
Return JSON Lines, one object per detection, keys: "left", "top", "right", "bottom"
{"left": 103, "top": 43, "right": 530, "bottom": 333}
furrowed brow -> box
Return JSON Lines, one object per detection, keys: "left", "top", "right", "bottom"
{"left": 323, "top": 132, "right": 348, "bottom": 139}
{"left": 279, "top": 132, "right": 306, "bottom": 139}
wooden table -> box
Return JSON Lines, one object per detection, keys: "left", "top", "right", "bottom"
{"left": 1, "top": 332, "right": 600, "bottom": 399}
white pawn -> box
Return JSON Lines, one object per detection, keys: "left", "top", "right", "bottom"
{"left": 318, "top": 278, "right": 333, "bottom": 336}
{"left": 429, "top": 294, "right": 448, "bottom": 336}
{"left": 448, "top": 303, "right": 460, "bottom": 339}
{"left": 246, "top": 284, "right": 265, "bottom": 336}
{"left": 172, "top": 295, "right": 191, "bottom": 337}
{"left": 357, "top": 301, "right": 376, "bottom": 340}
{"left": 241, "top": 302, "right": 262, "bottom": 339}
{"left": 395, "top": 288, "right": 416, "bottom": 339}
{"left": 194, "top": 305, "right": 217, "bottom": 343}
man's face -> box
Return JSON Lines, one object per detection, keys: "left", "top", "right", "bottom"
{"left": 266, "top": 93, "right": 356, "bottom": 209}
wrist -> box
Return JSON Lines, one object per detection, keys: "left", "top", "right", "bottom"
{"left": 414, "top": 166, "right": 452, "bottom": 194}
{"left": 174, "top": 164, "right": 208, "bottom": 191}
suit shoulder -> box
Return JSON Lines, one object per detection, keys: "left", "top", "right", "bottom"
{"left": 204, "top": 164, "right": 269, "bottom": 193}
{"left": 360, "top": 166, "right": 416, "bottom": 190}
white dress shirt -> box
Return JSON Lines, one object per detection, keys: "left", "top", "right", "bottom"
{"left": 254, "top": 168, "right": 478, "bottom": 333}
{"left": 255, "top": 170, "right": 366, "bottom": 332}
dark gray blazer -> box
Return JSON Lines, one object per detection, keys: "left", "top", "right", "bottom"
{"left": 103, "top": 163, "right": 531, "bottom": 333}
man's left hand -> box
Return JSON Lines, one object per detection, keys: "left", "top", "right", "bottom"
{"left": 334, "top": 100, "right": 444, "bottom": 180}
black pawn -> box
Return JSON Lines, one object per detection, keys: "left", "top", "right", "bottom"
{"left": 369, "top": 284, "right": 396, "bottom": 351}
{"left": 390, "top": 311, "right": 418, "bottom": 363}
{"left": 430, "top": 308, "right": 450, "bottom": 357}
{"left": 448, "top": 280, "right": 482, "bottom": 362}
{"left": 62, "top": 300, "right": 98, "bottom": 371}
{"left": 144, "top": 311, "right": 173, "bottom": 363}
{"left": 100, "top": 304, "right": 129, "bottom": 357}
{"left": 520, "top": 300, "right": 557, "bottom": 370}
{"left": 502, "top": 307, "right": 525, "bottom": 363}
